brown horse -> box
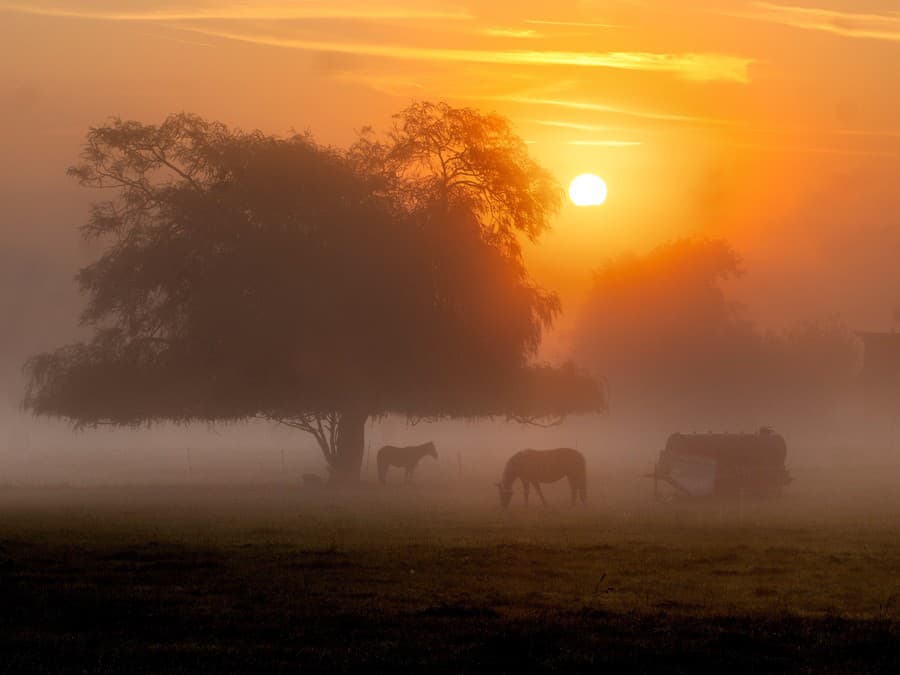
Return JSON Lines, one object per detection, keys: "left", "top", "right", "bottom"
{"left": 497, "top": 448, "right": 587, "bottom": 507}
{"left": 377, "top": 442, "right": 438, "bottom": 484}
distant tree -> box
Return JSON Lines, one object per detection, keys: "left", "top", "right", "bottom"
{"left": 767, "top": 318, "right": 862, "bottom": 413}
{"left": 572, "top": 237, "right": 860, "bottom": 427}
{"left": 25, "top": 110, "right": 604, "bottom": 483}
{"left": 573, "top": 238, "right": 748, "bottom": 417}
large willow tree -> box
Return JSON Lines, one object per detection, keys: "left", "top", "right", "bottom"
{"left": 25, "top": 104, "right": 604, "bottom": 483}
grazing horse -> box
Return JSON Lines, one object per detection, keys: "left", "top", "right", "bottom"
{"left": 497, "top": 448, "right": 587, "bottom": 508}
{"left": 377, "top": 441, "right": 438, "bottom": 484}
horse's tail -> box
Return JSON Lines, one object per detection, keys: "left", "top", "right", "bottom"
{"left": 577, "top": 452, "right": 587, "bottom": 503}
{"left": 377, "top": 448, "right": 388, "bottom": 484}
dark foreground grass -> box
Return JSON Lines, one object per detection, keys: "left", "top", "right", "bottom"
{"left": 2, "top": 473, "right": 900, "bottom": 672}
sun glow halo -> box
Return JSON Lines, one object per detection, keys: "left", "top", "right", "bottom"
{"left": 568, "top": 173, "right": 607, "bottom": 206}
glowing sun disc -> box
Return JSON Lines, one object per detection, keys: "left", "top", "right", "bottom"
{"left": 569, "top": 173, "right": 607, "bottom": 206}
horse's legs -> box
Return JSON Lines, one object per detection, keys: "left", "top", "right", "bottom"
{"left": 567, "top": 472, "right": 586, "bottom": 505}
{"left": 404, "top": 466, "right": 412, "bottom": 483}
{"left": 533, "top": 482, "right": 547, "bottom": 506}
{"left": 523, "top": 480, "right": 530, "bottom": 506}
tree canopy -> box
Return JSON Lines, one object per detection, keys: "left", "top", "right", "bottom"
{"left": 350, "top": 101, "right": 560, "bottom": 259}
{"left": 25, "top": 107, "right": 604, "bottom": 482}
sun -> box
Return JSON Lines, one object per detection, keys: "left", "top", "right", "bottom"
{"left": 569, "top": 174, "right": 607, "bottom": 206}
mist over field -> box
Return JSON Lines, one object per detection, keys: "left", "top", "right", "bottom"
{"left": 2, "top": 234, "right": 897, "bottom": 489}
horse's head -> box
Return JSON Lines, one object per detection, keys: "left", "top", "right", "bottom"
{"left": 496, "top": 481, "right": 513, "bottom": 508}
{"left": 426, "top": 441, "right": 438, "bottom": 459}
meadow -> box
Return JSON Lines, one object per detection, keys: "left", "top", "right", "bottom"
{"left": 2, "top": 463, "right": 900, "bottom": 673}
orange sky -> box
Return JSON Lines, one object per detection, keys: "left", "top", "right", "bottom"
{"left": 2, "top": 0, "right": 900, "bottom": 339}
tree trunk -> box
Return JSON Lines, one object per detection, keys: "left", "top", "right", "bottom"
{"left": 330, "top": 409, "right": 368, "bottom": 485}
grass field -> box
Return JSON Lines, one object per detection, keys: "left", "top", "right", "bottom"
{"left": 3, "top": 465, "right": 900, "bottom": 672}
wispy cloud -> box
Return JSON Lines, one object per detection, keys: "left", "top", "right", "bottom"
{"left": 174, "top": 27, "right": 753, "bottom": 82}
{"left": 334, "top": 72, "right": 424, "bottom": 96}
{"left": 524, "top": 19, "right": 624, "bottom": 29}
{"left": 532, "top": 119, "right": 633, "bottom": 133}
{"left": 481, "top": 27, "right": 541, "bottom": 39}
{"left": 567, "top": 140, "right": 642, "bottom": 147}
{"left": 0, "top": 2, "right": 473, "bottom": 22}
{"left": 531, "top": 111, "right": 900, "bottom": 145}
{"left": 528, "top": 120, "right": 643, "bottom": 146}
{"left": 481, "top": 28, "right": 543, "bottom": 39}
{"left": 728, "top": 141, "right": 900, "bottom": 160}
{"left": 829, "top": 128, "right": 900, "bottom": 139}
{"left": 144, "top": 32, "right": 215, "bottom": 48}
{"left": 724, "top": 2, "right": 900, "bottom": 42}
{"left": 502, "top": 96, "right": 741, "bottom": 126}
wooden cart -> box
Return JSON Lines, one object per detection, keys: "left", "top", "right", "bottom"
{"left": 650, "top": 427, "right": 792, "bottom": 500}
